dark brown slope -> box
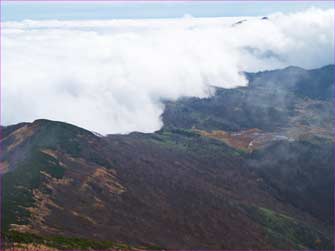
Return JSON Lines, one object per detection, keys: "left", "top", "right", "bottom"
{"left": 1, "top": 120, "right": 269, "bottom": 249}
{"left": 1, "top": 120, "right": 332, "bottom": 250}
{"left": 1, "top": 65, "right": 334, "bottom": 250}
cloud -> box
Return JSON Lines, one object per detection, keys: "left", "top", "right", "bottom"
{"left": 2, "top": 8, "right": 334, "bottom": 134}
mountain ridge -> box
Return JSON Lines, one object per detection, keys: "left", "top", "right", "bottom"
{"left": 1, "top": 64, "right": 333, "bottom": 250}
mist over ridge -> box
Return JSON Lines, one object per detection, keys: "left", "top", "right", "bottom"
{"left": 2, "top": 8, "right": 334, "bottom": 134}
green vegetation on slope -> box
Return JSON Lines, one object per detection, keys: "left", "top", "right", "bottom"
{"left": 246, "top": 206, "right": 332, "bottom": 250}
{"left": 3, "top": 231, "right": 138, "bottom": 250}
{"left": 2, "top": 150, "right": 65, "bottom": 231}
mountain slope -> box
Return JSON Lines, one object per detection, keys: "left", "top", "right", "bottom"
{"left": 162, "top": 65, "right": 333, "bottom": 132}
{"left": 1, "top": 65, "right": 333, "bottom": 250}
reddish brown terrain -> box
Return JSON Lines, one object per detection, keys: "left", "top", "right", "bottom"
{"left": 0, "top": 65, "right": 333, "bottom": 250}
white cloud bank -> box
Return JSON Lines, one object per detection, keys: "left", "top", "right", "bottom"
{"left": 2, "top": 8, "right": 334, "bottom": 134}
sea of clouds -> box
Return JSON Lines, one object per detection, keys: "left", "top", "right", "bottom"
{"left": 2, "top": 8, "right": 334, "bottom": 134}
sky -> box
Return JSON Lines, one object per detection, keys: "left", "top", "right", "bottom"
{"left": 1, "top": 2, "right": 334, "bottom": 134}
{"left": 2, "top": 1, "right": 334, "bottom": 21}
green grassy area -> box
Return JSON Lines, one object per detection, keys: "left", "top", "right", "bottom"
{"left": 246, "top": 206, "right": 333, "bottom": 250}
{"left": 2, "top": 150, "right": 66, "bottom": 231}
{"left": 148, "top": 128, "right": 199, "bottom": 150}
{"left": 149, "top": 128, "right": 242, "bottom": 158}
{"left": 2, "top": 231, "right": 139, "bottom": 250}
